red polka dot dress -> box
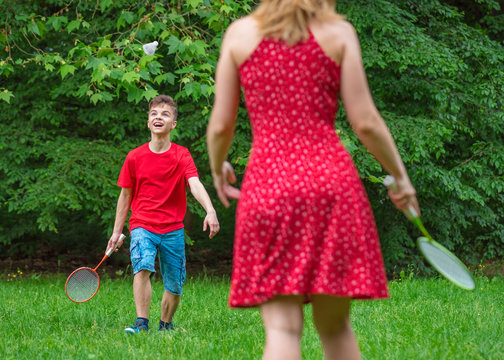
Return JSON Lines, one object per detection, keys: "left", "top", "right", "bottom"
{"left": 230, "top": 33, "right": 389, "bottom": 308}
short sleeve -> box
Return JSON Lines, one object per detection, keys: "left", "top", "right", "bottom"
{"left": 117, "top": 153, "right": 135, "bottom": 188}
{"left": 182, "top": 149, "right": 198, "bottom": 181}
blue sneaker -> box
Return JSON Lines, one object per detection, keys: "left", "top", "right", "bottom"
{"left": 158, "top": 322, "right": 174, "bottom": 332}
{"left": 125, "top": 319, "right": 149, "bottom": 334}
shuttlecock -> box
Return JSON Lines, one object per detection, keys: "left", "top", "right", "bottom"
{"left": 142, "top": 41, "right": 158, "bottom": 56}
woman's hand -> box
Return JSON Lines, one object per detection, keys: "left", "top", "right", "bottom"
{"left": 212, "top": 161, "right": 241, "bottom": 207}
{"left": 387, "top": 175, "right": 421, "bottom": 217}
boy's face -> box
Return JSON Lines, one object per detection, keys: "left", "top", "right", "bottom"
{"left": 147, "top": 103, "right": 177, "bottom": 136}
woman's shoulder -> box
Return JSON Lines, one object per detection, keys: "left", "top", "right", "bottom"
{"left": 310, "top": 19, "right": 359, "bottom": 64}
{"left": 225, "top": 15, "right": 259, "bottom": 41}
{"left": 312, "top": 19, "right": 356, "bottom": 40}
{"left": 222, "top": 16, "right": 262, "bottom": 66}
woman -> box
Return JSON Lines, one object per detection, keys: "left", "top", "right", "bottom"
{"left": 206, "top": 1, "right": 419, "bottom": 359}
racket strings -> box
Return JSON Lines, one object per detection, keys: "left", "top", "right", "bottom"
{"left": 66, "top": 268, "right": 99, "bottom": 302}
{"left": 419, "top": 241, "right": 474, "bottom": 289}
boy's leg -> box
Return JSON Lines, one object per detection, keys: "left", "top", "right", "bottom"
{"left": 161, "top": 290, "right": 181, "bottom": 323}
{"left": 158, "top": 228, "right": 186, "bottom": 327}
{"left": 133, "top": 269, "right": 152, "bottom": 319}
{"left": 126, "top": 228, "right": 158, "bottom": 333}
{"left": 259, "top": 295, "right": 304, "bottom": 360}
{"left": 311, "top": 295, "right": 361, "bottom": 360}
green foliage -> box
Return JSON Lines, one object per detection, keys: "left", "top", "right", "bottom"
{"left": 444, "top": 0, "right": 504, "bottom": 43}
{"left": 337, "top": 0, "right": 504, "bottom": 268}
{"left": 0, "top": 0, "right": 254, "bottom": 254}
{"left": 0, "top": 0, "right": 503, "bottom": 272}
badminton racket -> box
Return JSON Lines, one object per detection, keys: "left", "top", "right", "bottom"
{"left": 65, "top": 234, "right": 126, "bottom": 302}
{"left": 383, "top": 176, "right": 475, "bottom": 290}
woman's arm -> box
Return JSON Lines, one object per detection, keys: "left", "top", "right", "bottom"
{"left": 206, "top": 22, "right": 243, "bottom": 207}
{"left": 338, "top": 22, "right": 419, "bottom": 213}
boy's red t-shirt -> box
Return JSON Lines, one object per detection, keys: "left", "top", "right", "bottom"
{"left": 117, "top": 142, "right": 199, "bottom": 234}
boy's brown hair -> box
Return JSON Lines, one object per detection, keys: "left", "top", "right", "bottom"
{"left": 149, "top": 95, "right": 178, "bottom": 120}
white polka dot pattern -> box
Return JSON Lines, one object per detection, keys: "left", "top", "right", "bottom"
{"left": 230, "top": 33, "right": 389, "bottom": 308}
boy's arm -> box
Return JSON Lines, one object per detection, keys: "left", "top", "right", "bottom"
{"left": 106, "top": 187, "right": 132, "bottom": 253}
{"left": 187, "top": 177, "right": 220, "bottom": 239}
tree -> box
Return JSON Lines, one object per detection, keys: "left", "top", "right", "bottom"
{"left": 0, "top": 0, "right": 254, "bottom": 254}
{"left": 0, "top": 0, "right": 503, "bottom": 272}
{"left": 340, "top": 0, "right": 504, "bottom": 267}
{"left": 444, "top": 0, "right": 504, "bottom": 43}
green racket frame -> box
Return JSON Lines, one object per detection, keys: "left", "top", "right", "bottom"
{"left": 383, "top": 176, "right": 475, "bottom": 290}
{"left": 416, "top": 236, "right": 474, "bottom": 290}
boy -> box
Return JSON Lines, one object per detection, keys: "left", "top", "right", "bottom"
{"left": 107, "top": 95, "right": 220, "bottom": 334}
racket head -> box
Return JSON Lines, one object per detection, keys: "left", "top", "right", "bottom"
{"left": 416, "top": 237, "right": 475, "bottom": 290}
{"left": 65, "top": 267, "right": 100, "bottom": 303}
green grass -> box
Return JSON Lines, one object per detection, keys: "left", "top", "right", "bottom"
{"left": 1, "top": 273, "right": 503, "bottom": 359}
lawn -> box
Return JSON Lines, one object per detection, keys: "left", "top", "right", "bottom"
{"left": 0, "top": 272, "right": 502, "bottom": 359}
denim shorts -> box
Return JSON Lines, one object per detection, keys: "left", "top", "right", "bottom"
{"left": 130, "top": 227, "right": 186, "bottom": 295}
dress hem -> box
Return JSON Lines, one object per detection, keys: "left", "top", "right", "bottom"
{"left": 229, "top": 290, "right": 390, "bottom": 309}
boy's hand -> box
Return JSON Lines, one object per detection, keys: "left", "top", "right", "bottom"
{"left": 203, "top": 211, "right": 220, "bottom": 239}
{"left": 106, "top": 232, "right": 124, "bottom": 254}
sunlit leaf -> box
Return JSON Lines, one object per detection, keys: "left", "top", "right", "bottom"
{"left": 46, "top": 16, "right": 68, "bottom": 31}
{"left": 122, "top": 71, "right": 141, "bottom": 84}
{"left": 0, "top": 90, "right": 14, "bottom": 103}
{"left": 100, "top": 0, "right": 113, "bottom": 12}
{"left": 59, "top": 64, "right": 76, "bottom": 79}
{"left": 67, "top": 20, "right": 81, "bottom": 33}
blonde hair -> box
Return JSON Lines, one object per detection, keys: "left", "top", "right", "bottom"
{"left": 253, "top": 0, "right": 344, "bottom": 45}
